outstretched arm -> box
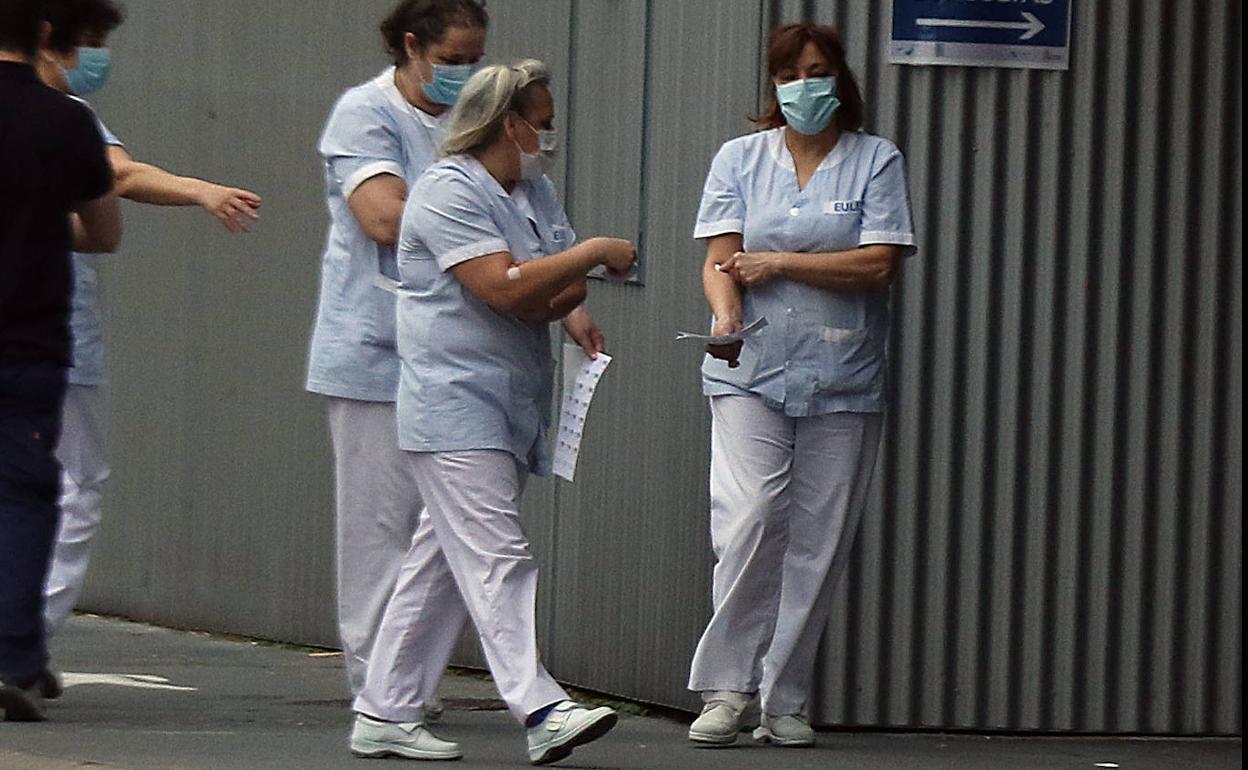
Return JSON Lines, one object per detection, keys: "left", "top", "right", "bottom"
{"left": 108, "top": 146, "right": 262, "bottom": 233}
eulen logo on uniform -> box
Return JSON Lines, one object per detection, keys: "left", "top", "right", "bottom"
{"left": 823, "top": 200, "right": 863, "bottom": 214}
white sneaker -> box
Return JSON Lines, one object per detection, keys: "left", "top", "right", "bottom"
{"left": 752, "top": 713, "right": 815, "bottom": 747}
{"left": 349, "top": 713, "right": 462, "bottom": 760}
{"left": 687, "top": 700, "right": 747, "bottom": 746}
{"left": 525, "top": 700, "right": 618, "bottom": 765}
{"left": 425, "top": 696, "right": 445, "bottom": 724}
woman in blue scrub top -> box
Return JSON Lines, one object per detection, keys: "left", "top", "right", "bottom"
{"left": 351, "top": 61, "right": 635, "bottom": 765}
{"left": 686, "top": 23, "right": 917, "bottom": 748}
{"left": 306, "top": 0, "right": 491, "bottom": 728}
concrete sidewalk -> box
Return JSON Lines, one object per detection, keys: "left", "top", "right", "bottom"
{"left": 1, "top": 616, "right": 1240, "bottom": 770}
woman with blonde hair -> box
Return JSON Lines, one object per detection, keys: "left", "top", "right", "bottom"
{"left": 351, "top": 60, "right": 635, "bottom": 765}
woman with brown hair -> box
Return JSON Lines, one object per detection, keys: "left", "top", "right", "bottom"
{"left": 306, "top": 0, "right": 489, "bottom": 726}
{"left": 687, "top": 22, "right": 916, "bottom": 747}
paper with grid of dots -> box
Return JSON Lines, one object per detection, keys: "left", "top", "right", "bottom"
{"left": 553, "top": 343, "right": 613, "bottom": 482}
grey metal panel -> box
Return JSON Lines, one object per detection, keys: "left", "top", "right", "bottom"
{"left": 480, "top": 0, "right": 575, "bottom": 194}
{"left": 529, "top": 0, "right": 767, "bottom": 706}
{"left": 789, "top": 0, "right": 1242, "bottom": 735}
{"left": 79, "top": 0, "right": 401, "bottom": 645}
{"left": 77, "top": 0, "right": 1240, "bottom": 737}
{"left": 561, "top": 0, "right": 650, "bottom": 281}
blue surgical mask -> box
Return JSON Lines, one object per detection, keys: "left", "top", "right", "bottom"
{"left": 775, "top": 76, "right": 840, "bottom": 135}
{"left": 423, "top": 62, "right": 478, "bottom": 106}
{"left": 65, "top": 46, "right": 112, "bottom": 96}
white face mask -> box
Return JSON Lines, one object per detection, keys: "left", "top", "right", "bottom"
{"left": 536, "top": 128, "right": 559, "bottom": 155}
{"left": 515, "top": 118, "right": 558, "bottom": 181}
{"left": 519, "top": 150, "right": 548, "bottom": 181}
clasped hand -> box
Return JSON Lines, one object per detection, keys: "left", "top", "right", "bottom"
{"left": 718, "top": 251, "right": 782, "bottom": 287}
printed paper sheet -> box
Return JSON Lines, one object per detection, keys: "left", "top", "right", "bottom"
{"left": 553, "top": 344, "right": 612, "bottom": 482}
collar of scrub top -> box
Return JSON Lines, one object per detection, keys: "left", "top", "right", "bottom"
{"left": 768, "top": 125, "right": 856, "bottom": 175}
{"left": 510, "top": 184, "right": 540, "bottom": 227}
{"left": 376, "top": 67, "right": 443, "bottom": 132}
{"left": 459, "top": 153, "right": 519, "bottom": 203}
{"left": 457, "top": 155, "right": 549, "bottom": 249}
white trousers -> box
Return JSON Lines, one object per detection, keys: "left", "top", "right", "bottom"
{"left": 354, "top": 450, "right": 568, "bottom": 725}
{"left": 687, "top": 395, "right": 882, "bottom": 716}
{"left": 328, "top": 398, "right": 429, "bottom": 696}
{"left": 44, "top": 384, "right": 110, "bottom": 637}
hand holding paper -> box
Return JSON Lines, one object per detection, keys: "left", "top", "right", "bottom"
{"left": 674, "top": 316, "right": 769, "bottom": 345}
{"left": 676, "top": 317, "right": 767, "bottom": 370}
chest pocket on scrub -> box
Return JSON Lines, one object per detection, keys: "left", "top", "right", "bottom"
{"left": 534, "top": 223, "right": 571, "bottom": 257}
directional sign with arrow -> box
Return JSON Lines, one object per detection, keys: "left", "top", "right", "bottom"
{"left": 890, "top": 1, "right": 1071, "bottom": 70}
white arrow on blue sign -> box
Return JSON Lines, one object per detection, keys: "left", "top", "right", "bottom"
{"left": 890, "top": 1, "right": 1071, "bottom": 70}
{"left": 916, "top": 11, "right": 1046, "bottom": 42}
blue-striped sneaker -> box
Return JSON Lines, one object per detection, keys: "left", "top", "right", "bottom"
{"left": 525, "top": 700, "right": 617, "bottom": 765}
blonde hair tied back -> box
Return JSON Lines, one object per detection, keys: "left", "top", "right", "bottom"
{"left": 441, "top": 58, "right": 552, "bottom": 156}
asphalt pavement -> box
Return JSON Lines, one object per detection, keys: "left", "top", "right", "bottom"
{"left": 0, "top": 616, "right": 1240, "bottom": 770}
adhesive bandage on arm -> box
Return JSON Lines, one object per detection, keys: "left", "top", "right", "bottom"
{"left": 507, "top": 266, "right": 522, "bottom": 281}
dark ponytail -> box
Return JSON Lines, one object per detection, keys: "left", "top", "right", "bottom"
{"left": 380, "top": 0, "right": 488, "bottom": 64}
{"left": 40, "top": 0, "right": 125, "bottom": 54}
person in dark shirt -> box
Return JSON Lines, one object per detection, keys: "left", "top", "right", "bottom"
{"left": 30, "top": 0, "right": 263, "bottom": 647}
{"left": 0, "top": 0, "right": 122, "bottom": 722}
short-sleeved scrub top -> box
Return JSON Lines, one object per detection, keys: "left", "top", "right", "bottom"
{"left": 395, "top": 155, "right": 576, "bottom": 476}
{"left": 693, "top": 128, "right": 917, "bottom": 416}
{"left": 306, "top": 68, "right": 448, "bottom": 402}
{"left": 68, "top": 100, "right": 123, "bottom": 386}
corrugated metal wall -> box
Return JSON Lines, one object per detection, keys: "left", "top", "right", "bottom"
{"left": 81, "top": 0, "right": 1240, "bottom": 735}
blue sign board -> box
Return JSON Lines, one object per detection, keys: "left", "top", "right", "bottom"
{"left": 890, "top": 0, "right": 1072, "bottom": 70}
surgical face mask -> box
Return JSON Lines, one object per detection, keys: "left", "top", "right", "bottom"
{"left": 422, "top": 61, "right": 477, "bottom": 106}
{"left": 65, "top": 46, "right": 112, "bottom": 96}
{"left": 519, "top": 150, "right": 548, "bottom": 181}
{"left": 516, "top": 120, "right": 558, "bottom": 181}
{"left": 536, "top": 128, "right": 559, "bottom": 156}
{"left": 775, "top": 76, "right": 840, "bottom": 135}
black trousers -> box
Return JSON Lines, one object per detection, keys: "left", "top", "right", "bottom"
{"left": 0, "top": 361, "right": 66, "bottom": 684}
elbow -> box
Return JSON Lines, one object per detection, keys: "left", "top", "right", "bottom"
{"left": 365, "top": 222, "right": 399, "bottom": 247}
{"left": 564, "top": 281, "right": 588, "bottom": 308}
{"left": 110, "top": 160, "right": 145, "bottom": 201}
{"left": 470, "top": 280, "right": 528, "bottom": 315}
{"left": 111, "top": 172, "right": 135, "bottom": 200}
{"left": 94, "top": 221, "right": 124, "bottom": 253}
{"left": 353, "top": 206, "right": 400, "bottom": 246}
{"left": 493, "top": 290, "right": 532, "bottom": 316}
{"left": 871, "top": 264, "right": 896, "bottom": 290}
{"left": 87, "top": 229, "right": 123, "bottom": 254}
{"left": 495, "top": 284, "right": 558, "bottom": 319}
{"left": 866, "top": 252, "right": 898, "bottom": 290}
{"left": 100, "top": 230, "right": 123, "bottom": 254}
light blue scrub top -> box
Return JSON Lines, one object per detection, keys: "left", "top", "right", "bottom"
{"left": 306, "top": 68, "right": 447, "bottom": 402}
{"left": 693, "top": 128, "right": 917, "bottom": 416}
{"left": 68, "top": 103, "right": 123, "bottom": 386}
{"left": 395, "top": 156, "right": 576, "bottom": 476}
